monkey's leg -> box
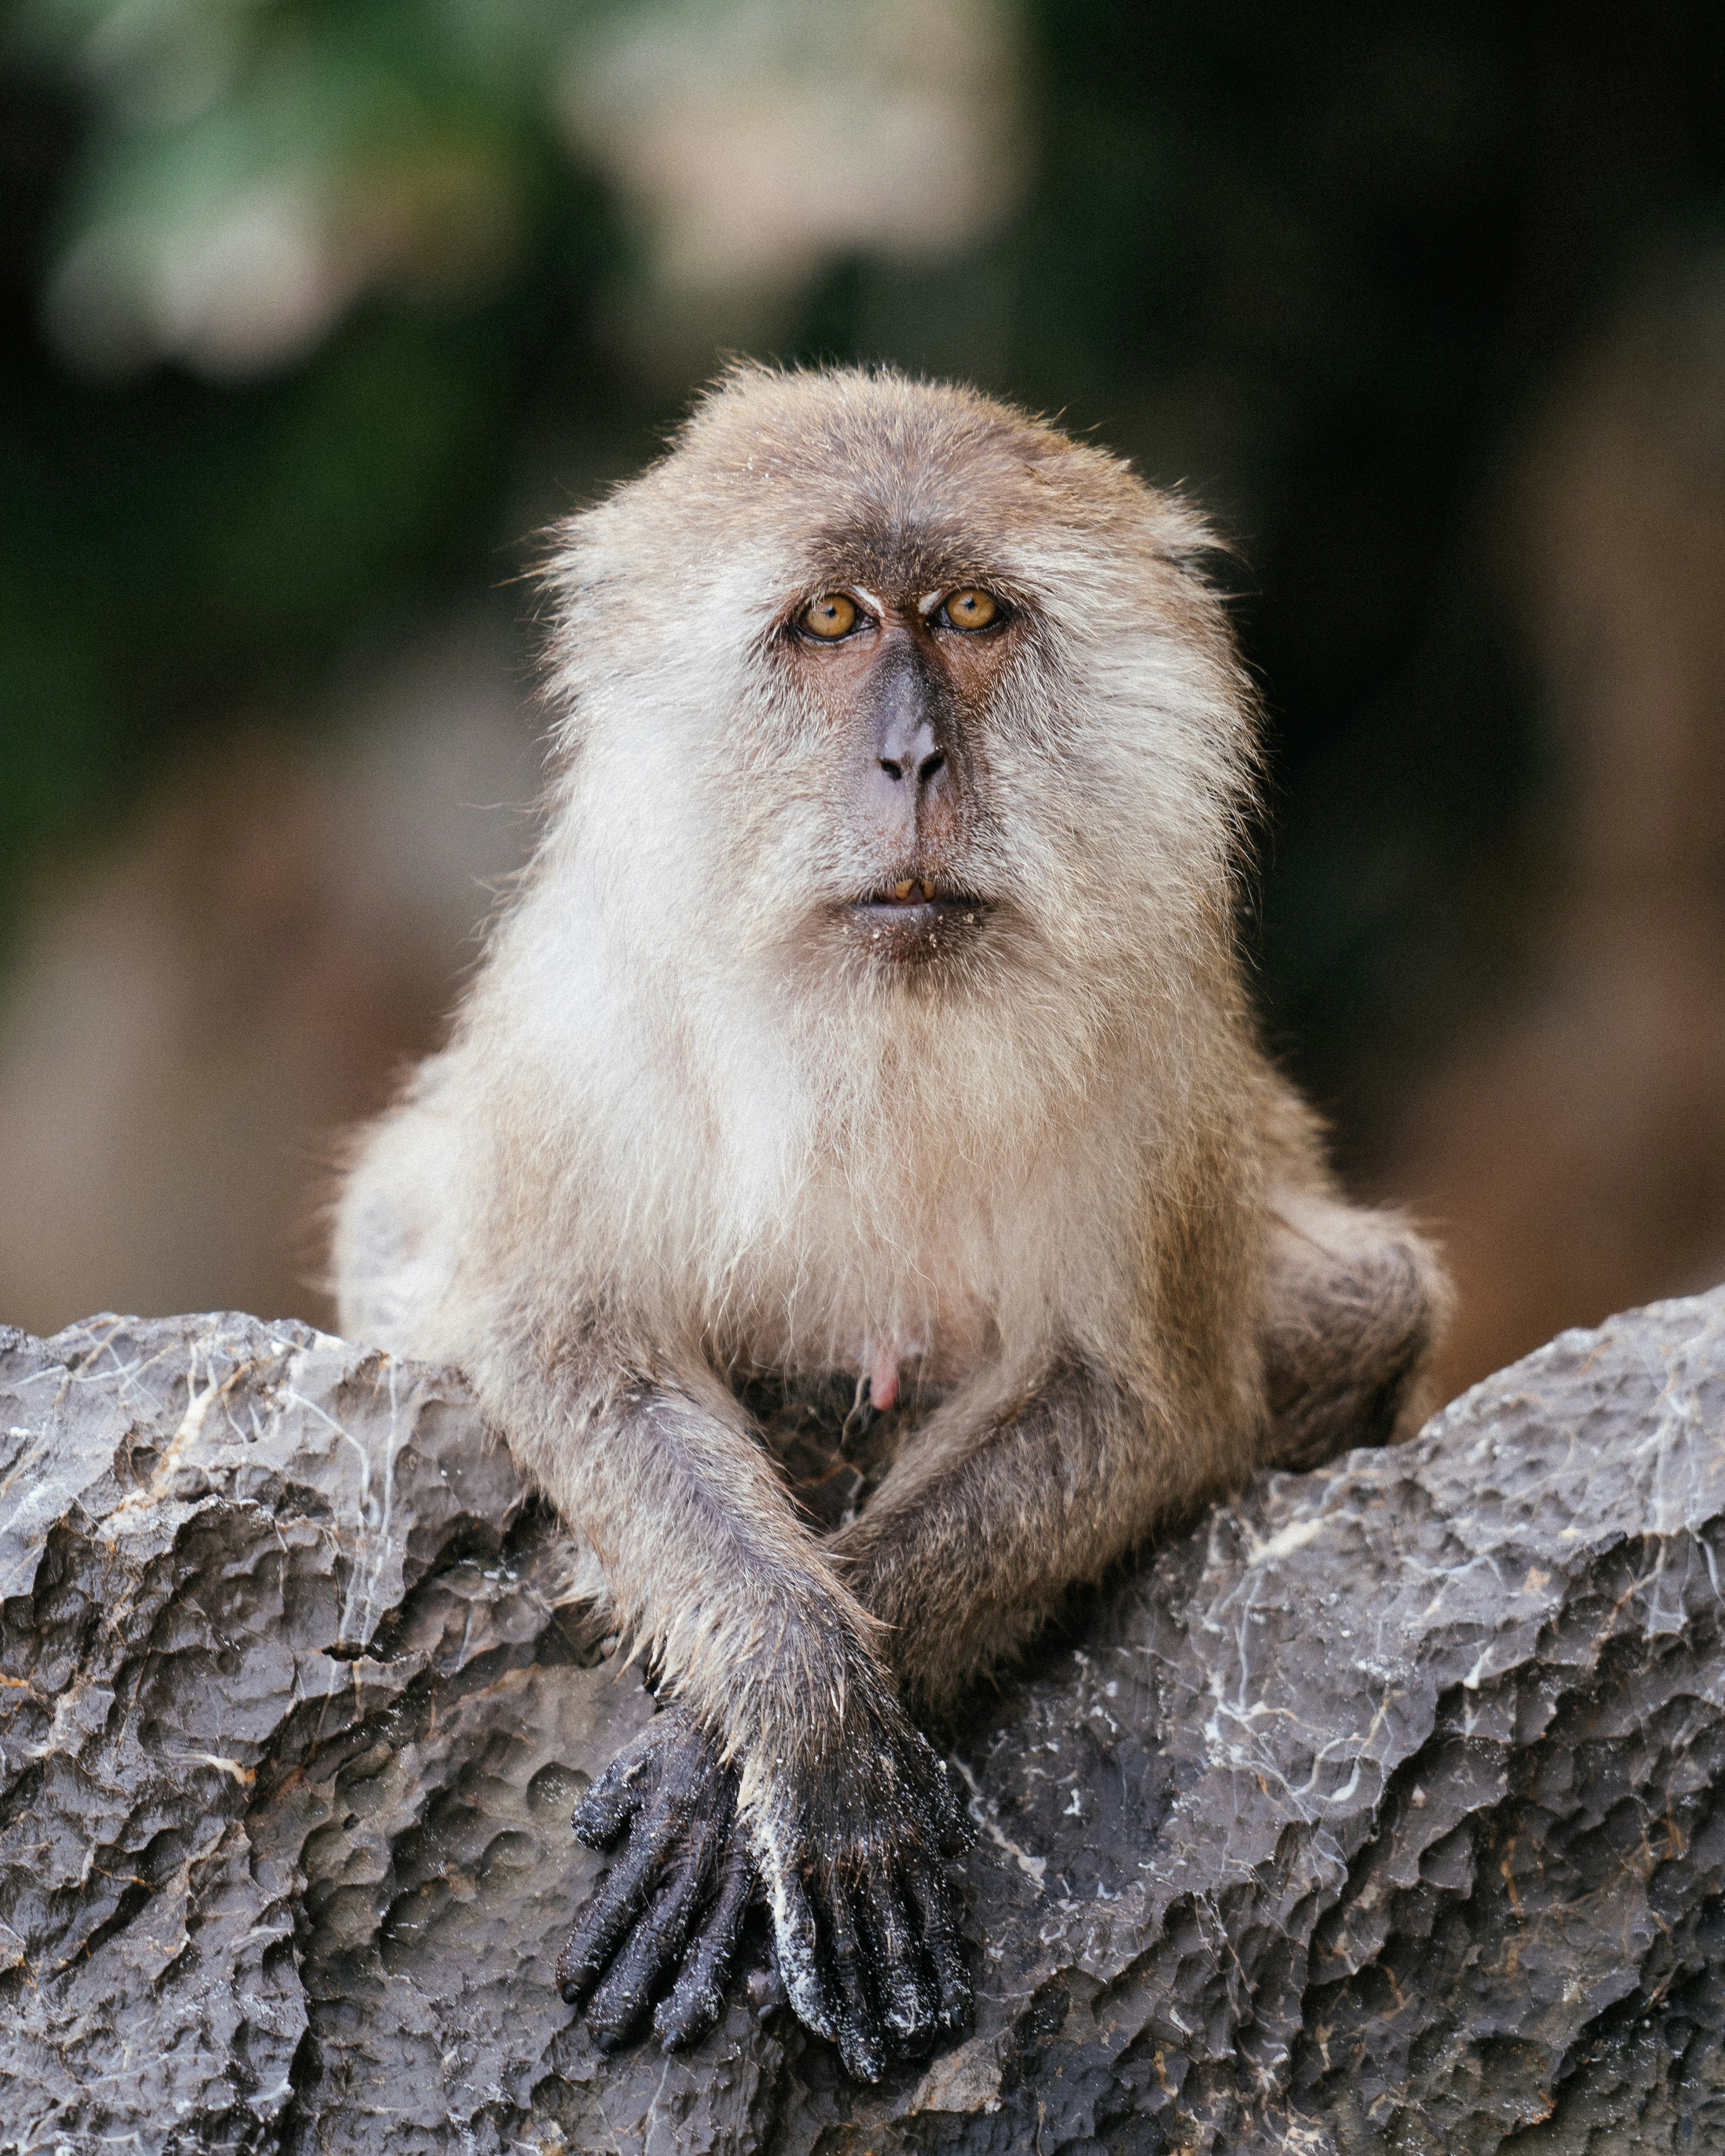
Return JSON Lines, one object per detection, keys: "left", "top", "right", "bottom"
{"left": 828, "top": 1358, "right": 1212, "bottom": 1726}
{"left": 492, "top": 1355, "right": 970, "bottom": 2075}
{"left": 1258, "top": 1197, "right": 1449, "bottom": 1472}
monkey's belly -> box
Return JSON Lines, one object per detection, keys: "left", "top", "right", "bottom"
{"left": 733, "top": 1368, "right": 916, "bottom": 1535}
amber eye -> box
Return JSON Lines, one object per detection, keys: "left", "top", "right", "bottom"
{"left": 943, "top": 588, "right": 1000, "bottom": 630}
{"left": 802, "top": 592, "right": 859, "bottom": 639}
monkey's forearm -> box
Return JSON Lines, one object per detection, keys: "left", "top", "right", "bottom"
{"left": 503, "top": 1340, "right": 973, "bottom": 2078}
{"left": 829, "top": 1359, "right": 1186, "bottom": 1718}
{"left": 838, "top": 1205, "right": 1449, "bottom": 1720}
{"left": 481, "top": 1348, "right": 885, "bottom": 1772}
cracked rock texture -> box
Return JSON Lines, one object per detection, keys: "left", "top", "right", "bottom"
{"left": 3, "top": 1290, "right": 1725, "bottom": 2152}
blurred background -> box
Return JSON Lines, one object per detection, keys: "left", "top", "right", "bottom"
{"left": 2, "top": 0, "right": 1724, "bottom": 1404}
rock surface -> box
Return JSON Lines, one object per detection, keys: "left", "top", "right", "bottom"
{"left": 3, "top": 1291, "right": 1725, "bottom": 2153}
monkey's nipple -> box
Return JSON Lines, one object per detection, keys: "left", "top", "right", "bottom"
{"left": 868, "top": 1345, "right": 900, "bottom": 1414}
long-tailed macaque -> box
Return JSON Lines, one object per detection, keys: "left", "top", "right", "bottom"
{"left": 333, "top": 365, "right": 1448, "bottom": 2082}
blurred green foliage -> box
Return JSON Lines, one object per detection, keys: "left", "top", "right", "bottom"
{"left": 2, "top": 0, "right": 616, "bottom": 901}
{"left": 3, "top": 0, "right": 1723, "bottom": 1127}
{"left": 16, "top": 0, "right": 583, "bottom": 306}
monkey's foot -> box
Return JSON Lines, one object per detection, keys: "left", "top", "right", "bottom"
{"left": 556, "top": 1709, "right": 754, "bottom": 2055}
{"left": 753, "top": 1709, "right": 974, "bottom": 2084}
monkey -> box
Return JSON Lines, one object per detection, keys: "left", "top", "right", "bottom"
{"left": 332, "top": 364, "right": 1449, "bottom": 2084}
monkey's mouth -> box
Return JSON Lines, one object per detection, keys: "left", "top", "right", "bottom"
{"left": 868, "top": 878, "right": 953, "bottom": 907}
{"left": 841, "top": 878, "right": 988, "bottom": 959}
{"left": 855, "top": 877, "right": 985, "bottom": 916}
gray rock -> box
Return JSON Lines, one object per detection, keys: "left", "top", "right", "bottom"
{"left": 2, "top": 1291, "right": 1724, "bottom": 2153}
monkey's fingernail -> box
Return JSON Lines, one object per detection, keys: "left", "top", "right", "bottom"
{"left": 746, "top": 1965, "right": 785, "bottom": 2015}
{"left": 892, "top": 879, "right": 915, "bottom": 900}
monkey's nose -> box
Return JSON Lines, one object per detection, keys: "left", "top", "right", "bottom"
{"left": 878, "top": 738, "right": 946, "bottom": 790}
{"left": 875, "top": 693, "right": 948, "bottom": 794}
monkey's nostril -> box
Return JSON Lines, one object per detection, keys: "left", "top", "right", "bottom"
{"left": 917, "top": 749, "right": 946, "bottom": 787}
{"left": 878, "top": 755, "right": 904, "bottom": 781}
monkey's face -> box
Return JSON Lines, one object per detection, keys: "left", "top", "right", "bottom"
{"left": 543, "top": 368, "right": 1254, "bottom": 1040}
{"left": 777, "top": 576, "right": 1014, "bottom": 970}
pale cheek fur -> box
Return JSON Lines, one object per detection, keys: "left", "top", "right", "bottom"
{"left": 441, "top": 607, "right": 1228, "bottom": 1392}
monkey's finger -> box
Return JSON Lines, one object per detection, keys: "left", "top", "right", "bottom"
{"left": 668, "top": 1762, "right": 738, "bottom": 1883}
{"left": 906, "top": 1853, "right": 972, "bottom": 2038}
{"left": 585, "top": 1862, "right": 706, "bottom": 2050}
{"left": 557, "top": 1822, "right": 677, "bottom": 2004}
{"left": 822, "top": 1883, "right": 886, "bottom": 2084}
{"left": 856, "top": 1873, "right": 936, "bottom": 2054}
{"left": 557, "top": 1883, "right": 638, "bottom": 2006}
{"left": 571, "top": 1748, "right": 655, "bottom": 1849}
{"left": 765, "top": 1858, "right": 835, "bottom": 2044}
{"left": 603, "top": 1767, "right": 697, "bottom": 1883}
{"left": 572, "top": 1786, "right": 643, "bottom": 1852}
{"left": 653, "top": 1831, "right": 755, "bottom": 2052}
{"left": 746, "top": 1952, "right": 787, "bottom": 2020}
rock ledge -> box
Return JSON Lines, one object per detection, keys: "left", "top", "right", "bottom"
{"left": 3, "top": 1291, "right": 1725, "bottom": 2153}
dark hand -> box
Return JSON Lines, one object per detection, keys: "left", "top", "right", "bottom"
{"left": 557, "top": 1708, "right": 756, "bottom": 2053}
{"left": 753, "top": 1700, "right": 973, "bottom": 2083}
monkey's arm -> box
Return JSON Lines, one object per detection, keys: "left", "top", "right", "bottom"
{"left": 485, "top": 1341, "right": 970, "bottom": 2078}
{"left": 832, "top": 1203, "right": 1446, "bottom": 1719}
{"left": 829, "top": 1358, "right": 1185, "bottom": 1721}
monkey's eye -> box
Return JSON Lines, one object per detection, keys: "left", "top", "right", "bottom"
{"left": 940, "top": 588, "right": 1001, "bottom": 631}
{"left": 801, "top": 592, "right": 859, "bottom": 639}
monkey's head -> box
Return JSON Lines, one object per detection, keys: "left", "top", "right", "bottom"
{"left": 539, "top": 365, "right": 1255, "bottom": 1068}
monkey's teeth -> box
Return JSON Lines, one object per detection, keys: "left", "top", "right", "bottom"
{"left": 920, "top": 880, "right": 938, "bottom": 901}
{"left": 891, "top": 880, "right": 915, "bottom": 900}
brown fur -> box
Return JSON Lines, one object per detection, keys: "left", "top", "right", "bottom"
{"left": 332, "top": 363, "right": 1449, "bottom": 2066}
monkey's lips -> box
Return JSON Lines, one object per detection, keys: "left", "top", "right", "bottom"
{"left": 841, "top": 879, "right": 988, "bottom": 962}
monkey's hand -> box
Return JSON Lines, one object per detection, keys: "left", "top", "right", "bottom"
{"left": 557, "top": 1708, "right": 756, "bottom": 2054}
{"left": 751, "top": 1692, "right": 973, "bottom": 2083}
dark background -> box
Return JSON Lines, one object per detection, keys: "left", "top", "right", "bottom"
{"left": 4, "top": 0, "right": 1724, "bottom": 1401}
